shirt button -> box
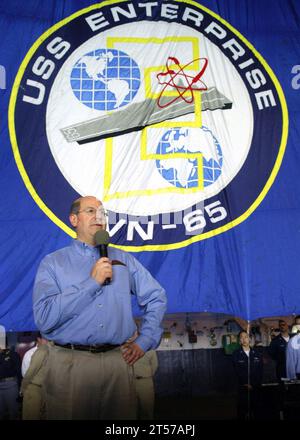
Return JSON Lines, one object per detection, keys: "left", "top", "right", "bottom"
{"left": 98, "top": 304, "right": 103, "bottom": 308}
{"left": 99, "top": 324, "right": 104, "bottom": 328}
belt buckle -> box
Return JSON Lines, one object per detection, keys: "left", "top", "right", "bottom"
{"left": 89, "top": 345, "right": 98, "bottom": 353}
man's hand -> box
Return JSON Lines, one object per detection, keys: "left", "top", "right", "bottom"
{"left": 121, "top": 342, "right": 144, "bottom": 366}
{"left": 91, "top": 257, "right": 112, "bottom": 285}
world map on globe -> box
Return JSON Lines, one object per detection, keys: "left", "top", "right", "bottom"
{"left": 156, "top": 127, "right": 223, "bottom": 188}
{"left": 70, "top": 49, "right": 141, "bottom": 111}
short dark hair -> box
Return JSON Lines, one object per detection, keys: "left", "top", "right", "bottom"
{"left": 70, "top": 199, "right": 81, "bottom": 215}
{"left": 295, "top": 315, "right": 300, "bottom": 321}
{"left": 238, "top": 330, "right": 248, "bottom": 339}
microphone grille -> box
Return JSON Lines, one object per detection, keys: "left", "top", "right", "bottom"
{"left": 94, "top": 230, "right": 110, "bottom": 246}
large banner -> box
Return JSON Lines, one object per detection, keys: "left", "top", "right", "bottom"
{"left": 0, "top": 0, "right": 299, "bottom": 330}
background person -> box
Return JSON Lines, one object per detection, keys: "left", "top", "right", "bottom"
{"left": 21, "top": 334, "right": 49, "bottom": 420}
{"left": 133, "top": 350, "right": 158, "bottom": 419}
{"left": 290, "top": 315, "right": 300, "bottom": 336}
{"left": 268, "top": 320, "right": 290, "bottom": 382}
{"left": 232, "top": 330, "right": 263, "bottom": 420}
{"left": 21, "top": 333, "right": 48, "bottom": 377}
{"left": 0, "top": 342, "right": 22, "bottom": 420}
{"left": 286, "top": 324, "right": 300, "bottom": 380}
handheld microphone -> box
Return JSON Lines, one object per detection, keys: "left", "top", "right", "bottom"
{"left": 94, "top": 230, "right": 111, "bottom": 285}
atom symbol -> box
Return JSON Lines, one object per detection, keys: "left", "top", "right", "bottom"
{"left": 156, "top": 56, "right": 208, "bottom": 108}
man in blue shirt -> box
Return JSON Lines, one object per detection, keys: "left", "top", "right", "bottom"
{"left": 286, "top": 325, "right": 300, "bottom": 380}
{"left": 33, "top": 196, "right": 167, "bottom": 420}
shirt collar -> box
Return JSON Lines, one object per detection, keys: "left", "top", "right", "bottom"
{"left": 71, "top": 239, "right": 99, "bottom": 257}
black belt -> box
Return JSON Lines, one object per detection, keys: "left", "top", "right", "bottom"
{"left": 53, "top": 342, "right": 120, "bottom": 353}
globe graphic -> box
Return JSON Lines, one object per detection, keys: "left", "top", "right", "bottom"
{"left": 156, "top": 127, "right": 223, "bottom": 188}
{"left": 70, "top": 49, "right": 141, "bottom": 111}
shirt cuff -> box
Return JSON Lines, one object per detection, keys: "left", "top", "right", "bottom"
{"left": 135, "top": 335, "right": 154, "bottom": 352}
{"left": 80, "top": 277, "right": 103, "bottom": 297}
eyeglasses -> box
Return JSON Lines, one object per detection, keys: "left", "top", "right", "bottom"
{"left": 77, "top": 207, "right": 108, "bottom": 218}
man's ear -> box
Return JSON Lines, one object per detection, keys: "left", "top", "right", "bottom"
{"left": 69, "top": 213, "right": 78, "bottom": 228}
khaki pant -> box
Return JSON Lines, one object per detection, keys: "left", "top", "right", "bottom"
{"left": 21, "top": 344, "right": 49, "bottom": 420}
{"left": 44, "top": 345, "right": 137, "bottom": 420}
{"left": 135, "top": 377, "right": 155, "bottom": 419}
{"left": 22, "top": 384, "right": 45, "bottom": 420}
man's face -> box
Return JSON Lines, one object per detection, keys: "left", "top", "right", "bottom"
{"left": 69, "top": 196, "right": 106, "bottom": 245}
{"left": 239, "top": 332, "right": 250, "bottom": 347}
{"left": 279, "top": 321, "right": 288, "bottom": 333}
{"left": 292, "top": 324, "right": 300, "bottom": 333}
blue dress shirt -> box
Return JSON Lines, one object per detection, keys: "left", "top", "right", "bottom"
{"left": 33, "top": 240, "right": 167, "bottom": 352}
{"left": 286, "top": 334, "right": 300, "bottom": 379}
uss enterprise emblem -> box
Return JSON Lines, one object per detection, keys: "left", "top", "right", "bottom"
{"left": 9, "top": 0, "right": 288, "bottom": 251}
